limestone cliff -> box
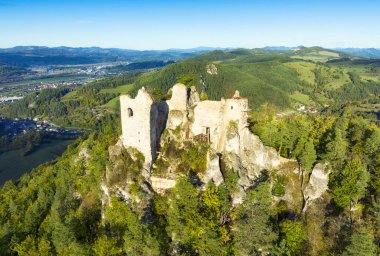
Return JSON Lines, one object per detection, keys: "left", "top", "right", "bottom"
{"left": 108, "top": 84, "right": 330, "bottom": 213}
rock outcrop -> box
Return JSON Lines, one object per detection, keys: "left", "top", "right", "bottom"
{"left": 303, "top": 163, "right": 330, "bottom": 211}
{"left": 201, "top": 152, "right": 224, "bottom": 186}
{"left": 150, "top": 177, "right": 176, "bottom": 195}
{"left": 223, "top": 126, "right": 288, "bottom": 187}
{"left": 206, "top": 63, "right": 218, "bottom": 75}
{"left": 114, "top": 83, "right": 328, "bottom": 209}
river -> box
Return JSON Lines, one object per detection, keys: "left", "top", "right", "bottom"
{"left": 0, "top": 139, "right": 74, "bottom": 185}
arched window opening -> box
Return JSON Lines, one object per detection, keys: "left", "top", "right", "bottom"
{"left": 128, "top": 108, "right": 133, "bottom": 117}
{"left": 206, "top": 127, "right": 210, "bottom": 143}
{"left": 231, "top": 105, "right": 234, "bottom": 110}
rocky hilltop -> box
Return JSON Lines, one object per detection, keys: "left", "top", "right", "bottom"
{"left": 105, "top": 84, "right": 329, "bottom": 213}
{"left": 3, "top": 80, "right": 377, "bottom": 255}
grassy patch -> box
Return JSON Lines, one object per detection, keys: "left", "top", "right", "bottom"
{"left": 284, "top": 62, "right": 316, "bottom": 85}
{"left": 61, "top": 90, "right": 79, "bottom": 101}
{"left": 286, "top": 61, "right": 350, "bottom": 90}
{"left": 291, "top": 48, "right": 342, "bottom": 62}
{"left": 290, "top": 55, "right": 331, "bottom": 62}
{"left": 97, "top": 84, "right": 134, "bottom": 110}
{"left": 345, "top": 65, "right": 380, "bottom": 82}
{"left": 318, "top": 50, "right": 340, "bottom": 57}
{"left": 99, "top": 84, "right": 134, "bottom": 94}
{"left": 103, "top": 97, "right": 120, "bottom": 109}
{"left": 318, "top": 66, "right": 351, "bottom": 90}
{"left": 290, "top": 92, "right": 315, "bottom": 106}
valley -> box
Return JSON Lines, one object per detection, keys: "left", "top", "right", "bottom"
{"left": 2, "top": 0, "right": 380, "bottom": 254}
{"left": 0, "top": 46, "right": 208, "bottom": 101}
{"left": 0, "top": 46, "right": 379, "bottom": 255}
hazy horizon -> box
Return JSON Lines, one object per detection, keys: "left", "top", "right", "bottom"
{"left": 1, "top": 0, "right": 380, "bottom": 49}
{"left": 1, "top": 45, "right": 379, "bottom": 51}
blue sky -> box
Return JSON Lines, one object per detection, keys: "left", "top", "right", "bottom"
{"left": 0, "top": 0, "right": 379, "bottom": 49}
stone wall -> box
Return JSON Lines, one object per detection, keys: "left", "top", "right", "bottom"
{"left": 166, "top": 83, "right": 189, "bottom": 130}
{"left": 191, "top": 100, "right": 223, "bottom": 145}
{"left": 120, "top": 84, "right": 249, "bottom": 167}
{"left": 190, "top": 90, "right": 249, "bottom": 151}
{"left": 120, "top": 87, "right": 168, "bottom": 167}
{"left": 120, "top": 87, "right": 153, "bottom": 165}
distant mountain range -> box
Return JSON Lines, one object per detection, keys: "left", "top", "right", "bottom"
{"left": 265, "top": 46, "right": 380, "bottom": 59}
{"left": 333, "top": 48, "right": 380, "bottom": 58}
{"left": 0, "top": 46, "right": 379, "bottom": 67}
{"left": 0, "top": 46, "right": 216, "bottom": 67}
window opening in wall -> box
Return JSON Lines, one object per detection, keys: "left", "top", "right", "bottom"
{"left": 206, "top": 127, "right": 210, "bottom": 143}
{"left": 231, "top": 106, "right": 233, "bottom": 110}
{"left": 128, "top": 108, "right": 133, "bottom": 117}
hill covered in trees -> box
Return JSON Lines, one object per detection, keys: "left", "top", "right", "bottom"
{"left": 1, "top": 96, "right": 379, "bottom": 255}
{"left": 3, "top": 46, "right": 379, "bottom": 126}
{"left": 129, "top": 47, "right": 380, "bottom": 114}
{"left": 0, "top": 47, "right": 380, "bottom": 255}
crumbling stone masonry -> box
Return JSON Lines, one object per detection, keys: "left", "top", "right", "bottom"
{"left": 120, "top": 83, "right": 249, "bottom": 167}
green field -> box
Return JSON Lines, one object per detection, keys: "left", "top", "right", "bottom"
{"left": 0, "top": 139, "right": 74, "bottom": 185}
{"left": 99, "top": 83, "right": 133, "bottom": 94}
{"left": 290, "top": 91, "right": 315, "bottom": 106}
{"left": 61, "top": 90, "right": 78, "bottom": 101}
{"left": 102, "top": 97, "right": 120, "bottom": 109}
{"left": 285, "top": 61, "right": 351, "bottom": 90}
{"left": 62, "top": 84, "right": 133, "bottom": 107}
{"left": 98, "top": 84, "right": 134, "bottom": 110}
{"left": 284, "top": 61, "right": 316, "bottom": 85}
{"left": 290, "top": 47, "right": 343, "bottom": 62}
{"left": 345, "top": 65, "right": 380, "bottom": 82}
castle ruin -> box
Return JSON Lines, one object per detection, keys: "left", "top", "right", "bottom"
{"left": 120, "top": 83, "right": 249, "bottom": 167}
{"left": 118, "top": 83, "right": 327, "bottom": 206}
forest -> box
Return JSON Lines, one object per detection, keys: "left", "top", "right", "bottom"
{"left": 1, "top": 103, "right": 379, "bottom": 255}
{"left": 0, "top": 48, "right": 380, "bottom": 255}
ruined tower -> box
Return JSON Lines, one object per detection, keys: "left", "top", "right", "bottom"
{"left": 120, "top": 87, "right": 168, "bottom": 167}
{"left": 120, "top": 87, "right": 154, "bottom": 165}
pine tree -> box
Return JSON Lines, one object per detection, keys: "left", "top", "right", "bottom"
{"left": 233, "top": 182, "right": 278, "bottom": 255}
{"left": 343, "top": 228, "right": 377, "bottom": 256}
{"left": 299, "top": 138, "right": 317, "bottom": 171}
{"left": 331, "top": 158, "right": 369, "bottom": 209}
